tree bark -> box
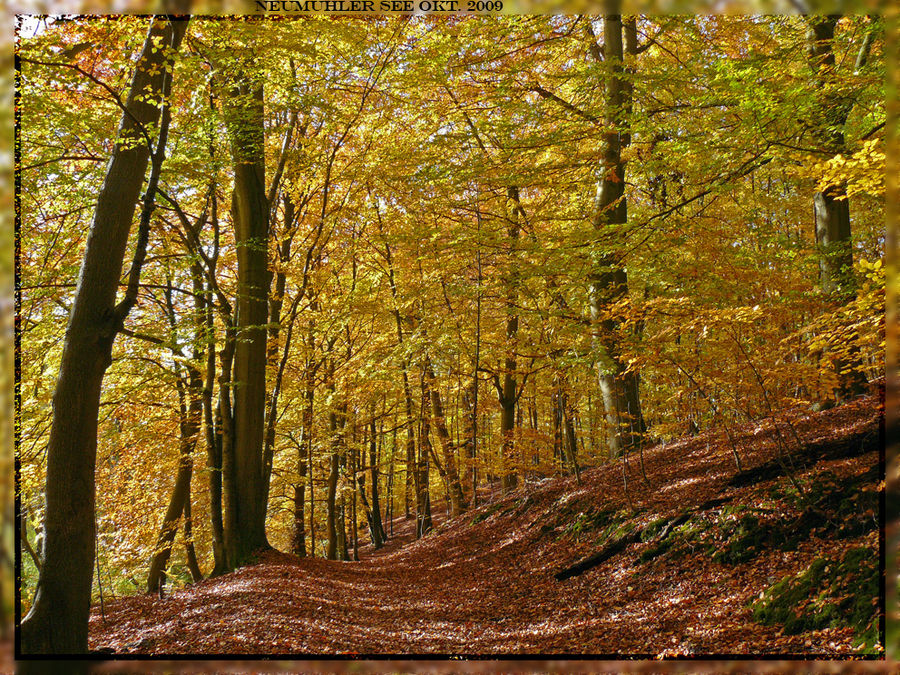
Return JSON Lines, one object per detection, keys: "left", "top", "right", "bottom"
{"left": 197, "top": 191, "right": 228, "bottom": 578}
{"left": 147, "top": 265, "right": 206, "bottom": 592}
{"left": 325, "top": 359, "right": 346, "bottom": 560}
{"left": 461, "top": 380, "right": 477, "bottom": 504}
{"left": 20, "top": 17, "right": 187, "bottom": 654}
{"left": 222, "top": 77, "right": 271, "bottom": 567}
{"left": 416, "top": 406, "right": 434, "bottom": 538}
{"left": 587, "top": 10, "right": 645, "bottom": 458}
{"left": 292, "top": 351, "right": 315, "bottom": 557}
{"left": 183, "top": 490, "right": 203, "bottom": 582}
{"left": 377, "top": 233, "right": 418, "bottom": 520}
{"left": 262, "top": 192, "right": 299, "bottom": 509}
{"left": 351, "top": 437, "right": 360, "bottom": 561}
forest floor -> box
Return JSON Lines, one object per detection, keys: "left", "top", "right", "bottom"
{"left": 88, "top": 389, "right": 884, "bottom": 658}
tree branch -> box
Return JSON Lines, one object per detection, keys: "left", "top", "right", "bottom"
{"left": 528, "top": 83, "right": 601, "bottom": 125}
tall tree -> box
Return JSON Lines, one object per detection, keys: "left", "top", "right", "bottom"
{"left": 497, "top": 186, "right": 523, "bottom": 492}
{"left": 20, "top": 16, "right": 188, "bottom": 653}
{"left": 221, "top": 74, "right": 271, "bottom": 567}
{"left": 805, "top": 13, "right": 875, "bottom": 399}
{"left": 587, "top": 10, "right": 645, "bottom": 457}
{"left": 424, "top": 357, "right": 467, "bottom": 516}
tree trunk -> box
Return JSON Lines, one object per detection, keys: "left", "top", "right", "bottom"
{"left": 217, "top": 331, "right": 238, "bottom": 565}
{"left": 262, "top": 194, "right": 297, "bottom": 508}
{"left": 416, "top": 397, "right": 433, "bottom": 538}
{"left": 562, "top": 391, "right": 582, "bottom": 483}
{"left": 498, "top": 186, "right": 522, "bottom": 492}
{"left": 146, "top": 362, "right": 203, "bottom": 594}
{"left": 587, "top": 10, "right": 645, "bottom": 458}
{"left": 325, "top": 366, "right": 343, "bottom": 560}
{"left": 467, "top": 207, "right": 483, "bottom": 506}
{"left": 338, "top": 494, "right": 349, "bottom": 561}
{"left": 326, "top": 447, "right": 340, "bottom": 560}
{"left": 183, "top": 490, "right": 203, "bottom": 582}
{"left": 201, "top": 271, "right": 227, "bottom": 577}
{"left": 369, "top": 415, "right": 386, "bottom": 546}
{"left": 292, "top": 357, "right": 314, "bottom": 557}
{"left": 222, "top": 77, "right": 270, "bottom": 567}
{"left": 351, "top": 439, "right": 360, "bottom": 561}
{"left": 424, "top": 358, "right": 466, "bottom": 516}
{"left": 20, "top": 17, "right": 187, "bottom": 654}
{"left": 806, "top": 14, "right": 870, "bottom": 400}
{"left": 461, "top": 380, "right": 477, "bottom": 504}
{"left": 147, "top": 265, "right": 206, "bottom": 592}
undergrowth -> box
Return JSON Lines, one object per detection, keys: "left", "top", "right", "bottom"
{"left": 638, "top": 467, "right": 878, "bottom": 566}
{"left": 750, "top": 546, "right": 881, "bottom": 653}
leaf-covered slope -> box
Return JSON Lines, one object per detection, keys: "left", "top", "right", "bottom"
{"left": 89, "top": 391, "right": 883, "bottom": 656}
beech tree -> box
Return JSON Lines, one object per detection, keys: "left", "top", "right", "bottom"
{"left": 20, "top": 16, "right": 188, "bottom": 653}
{"left": 586, "top": 8, "right": 645, "bottom": 458}
{"left": 803, "top": 13, "right": 877, "bottom": 400}
{"left": 220, "top": 73, "right": 272, "bottom": 568}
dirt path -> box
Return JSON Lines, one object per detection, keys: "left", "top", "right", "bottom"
{"left": 88, "top": 396, "right": 881, "bottom": 657}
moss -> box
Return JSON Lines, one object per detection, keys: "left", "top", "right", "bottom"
{"left": 751, "top": 546, "right": 880, "bottom": 653}
{"left": 471, "top": 502, "right": 504, "bottom": 525}
{"left": 710, "top": 512, "right": 772, "bottom": 564}
{"left": 768, "top": 469, "right": 878, "bottom": 542}
{"left": 559, "top": 507, "right": 621, "bottom": 541}
{"left": 639, "top": 537, "right": 674, "bottom": 563}
{"left": 595, "top": 514, "right": 637, "bottom": 544}
{"left": 641, "top": 516, "right": 670, "bottom": 542}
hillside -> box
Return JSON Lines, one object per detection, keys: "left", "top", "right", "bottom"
{"left": 87, "top": 389, "right": 883, "bottom": 658}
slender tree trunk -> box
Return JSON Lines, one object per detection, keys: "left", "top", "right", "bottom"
{"left": 416, "top": 392, "right": 433, "bottom": 538}
{"left": 262, "top": 194, "right": 299, "bottom": 508}
{"left": 292, "top": 357, "right": 314, "bottom": 557}
{"left": 498, "top": 186, "right": 522, "bottom": 492}
{"left": 468, "top": 206, "right": 483, "bottom": 506}
{"left": 351, "top": 438, "right": 359, "bottom": 561}
{"left": 325, "top": 363, "right": 343, "bottom": 560}
{"left": 261, "top": 292, "right": 298, "bottom": 509}
{"left": 326, "top": 445, "right": 340, "bottom": 560}
{"left": 202, "top": 273, "right": 227, "bottom": 576}
{"left": 217, "top": 329, "right": 238, "bottom": 565}
{"left": 183, "top": 490, "right": 202, "bottom": 582}
{"left": 20, "top": 17, "right": 187, "bottom": 654}
{"left": 552, "top": 378, "right": 564, "bottom": 469}
{"left": 308, "top": 429, "right": 316, "bottom": 557}
{"left": 369, "top": 415, "right": 386, "bottom": 546}
{"left": 338, "top": 493, "right": 349, "bottom": 561}
{"left": 146, "top": 362, "right": 203, "bottom": 594}
{"left": 424, "top": 358, "right": 466, "bottom": 515}
{"left": 388, "top": 424, "right": 396, "bottom": 535}
{"left": 562, "top": 391, "right": 582, "bottom": 483}
{"left": 147, "top": 266, "right": 206, "bottom": 592}
{"left": 461, "top": 381, "right": 477, "bottom": 504}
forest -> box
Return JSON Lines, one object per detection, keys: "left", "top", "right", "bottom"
{"left": 16, "top": 10, "right": 885, "bottom": 657}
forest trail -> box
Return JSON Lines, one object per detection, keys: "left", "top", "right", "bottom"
{"left": 88, "top": 392, "right": 882, "bottom": 657}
